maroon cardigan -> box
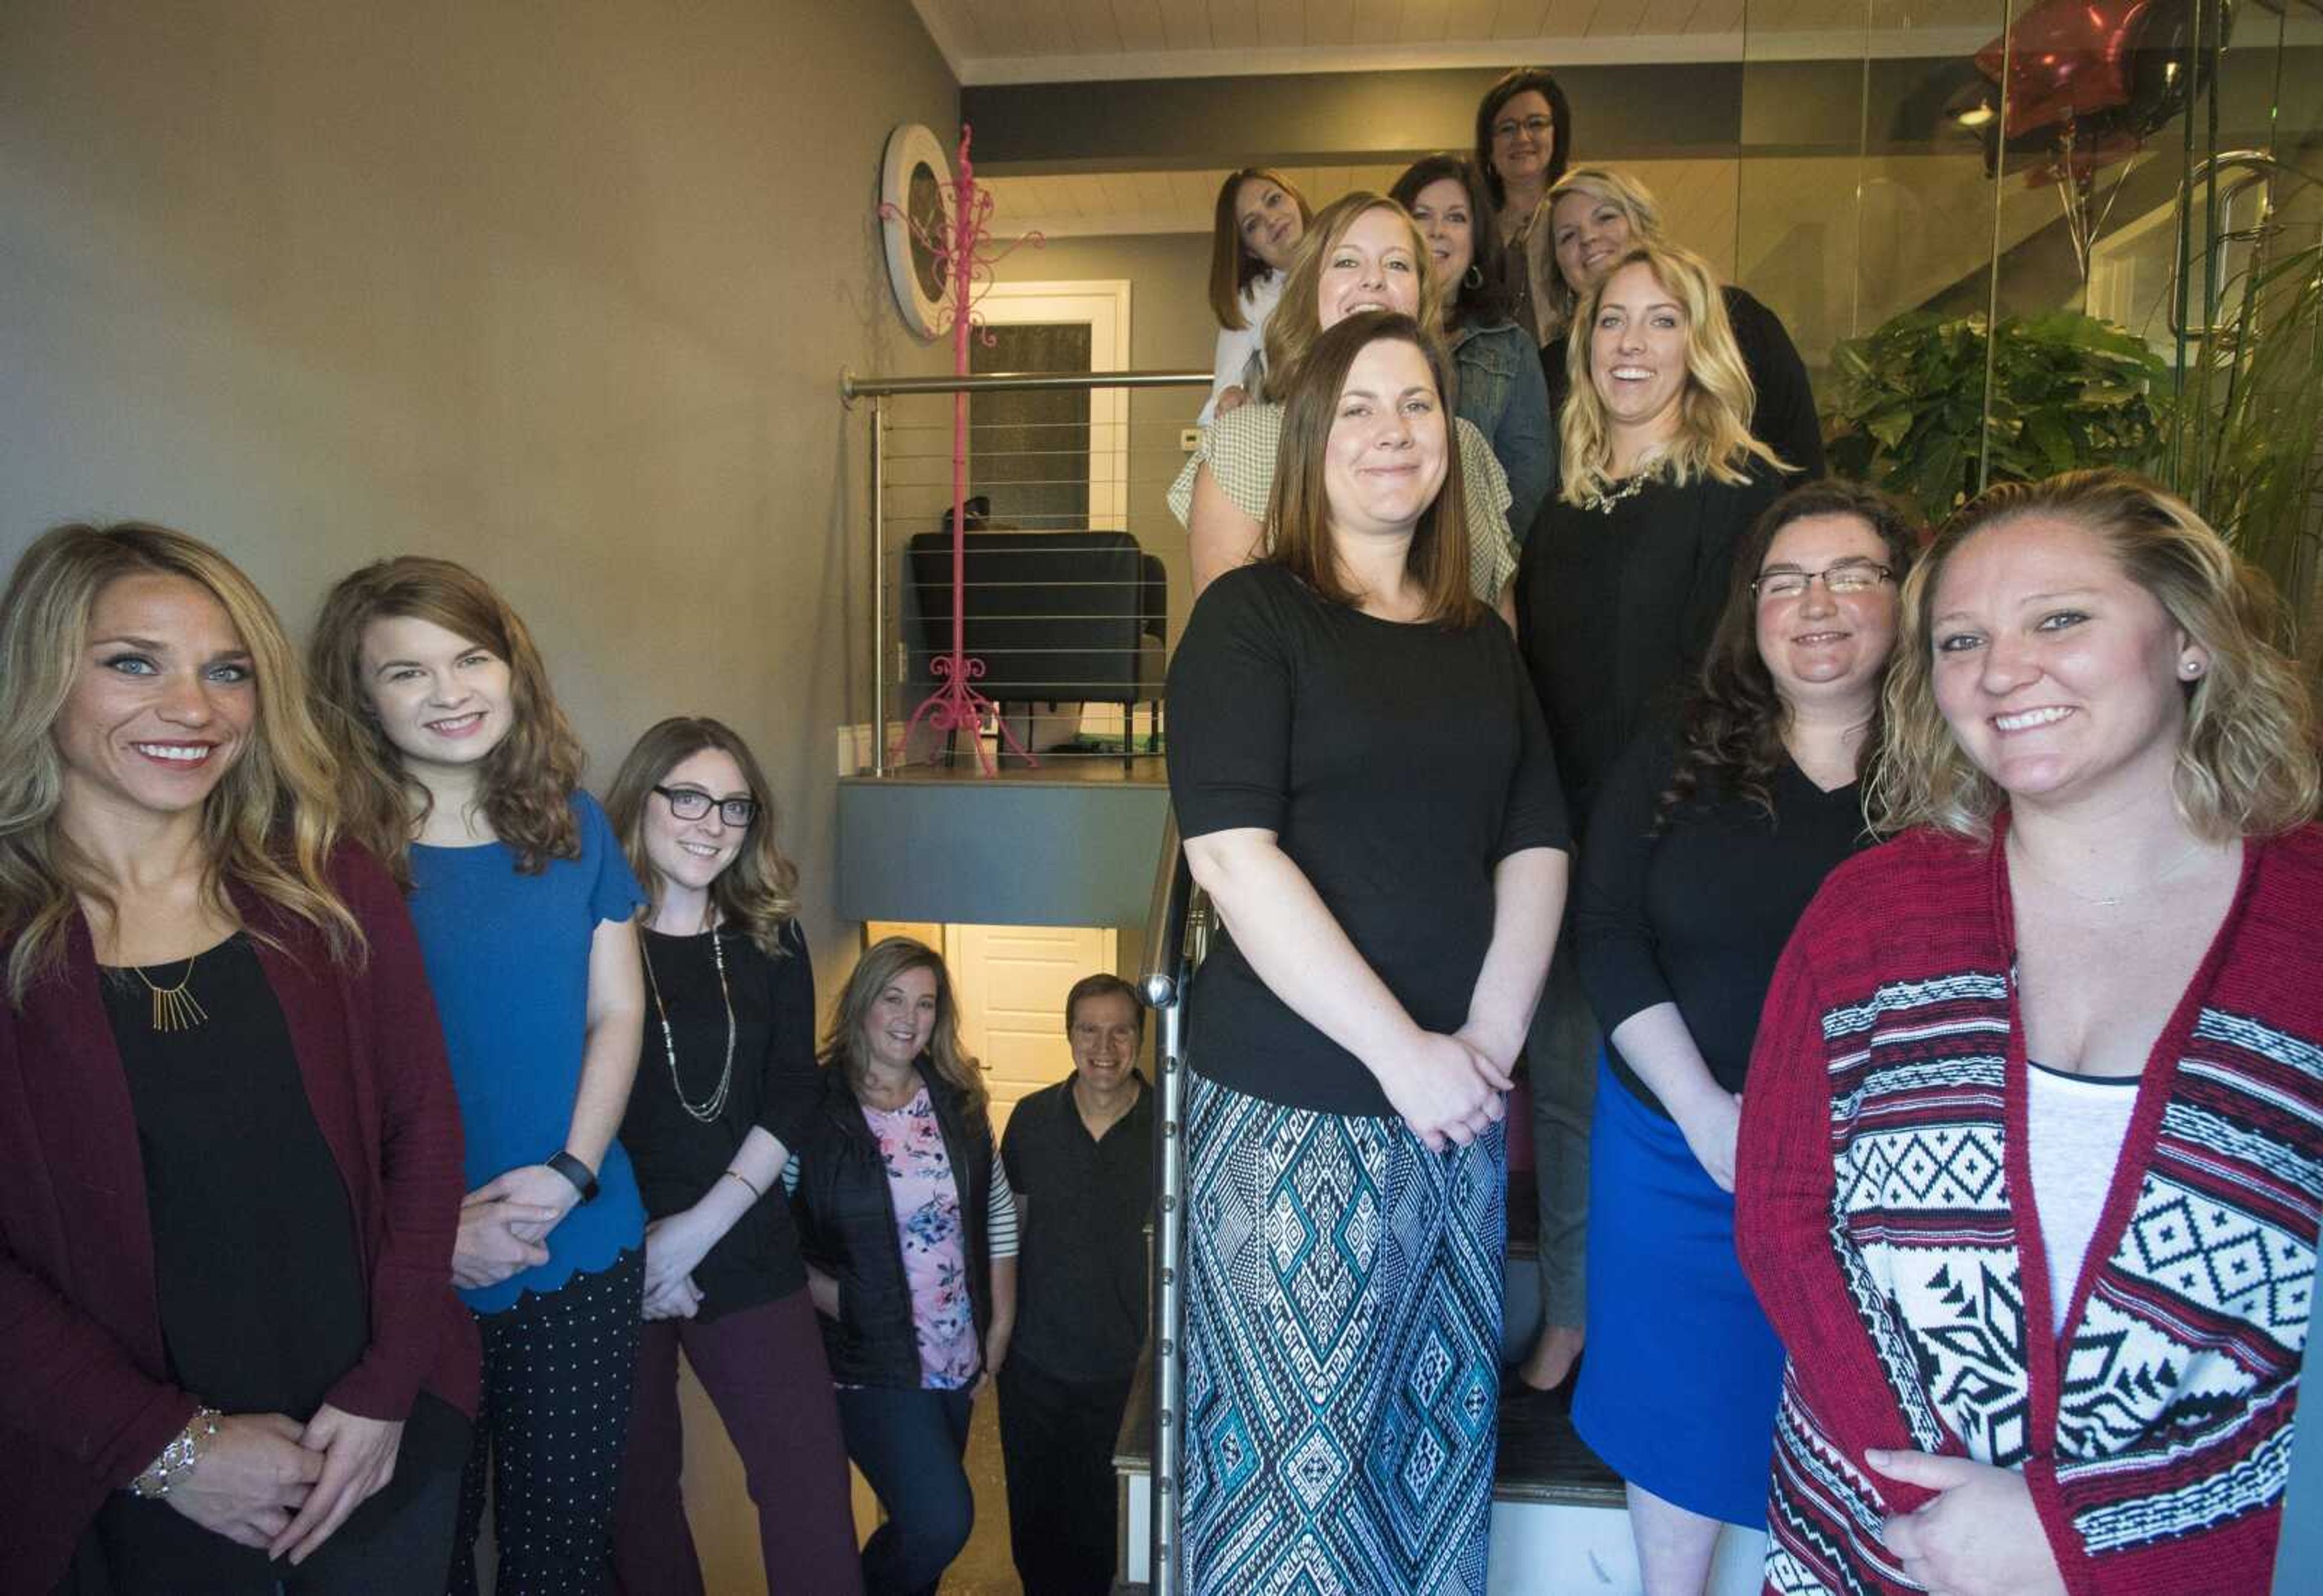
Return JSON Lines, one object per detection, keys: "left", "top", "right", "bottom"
{"left": 0, "top": 846, "right": 479, "bottom": 1594}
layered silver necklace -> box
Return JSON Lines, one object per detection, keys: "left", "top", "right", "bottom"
{"left": 641, "top": 918, "right": 736, "bottom": 1123}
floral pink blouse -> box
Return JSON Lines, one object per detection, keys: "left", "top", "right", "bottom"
{"left": 860, "top": 1085, "right": 1018, "bottom": 1390}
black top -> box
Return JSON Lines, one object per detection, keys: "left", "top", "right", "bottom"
{"left": 100, "top": 935, "right": 371, "bottom": 1418}
{"left": 1515, "top": 461, "right": 1782, "bottom": 832}
{"left": 1001, "top": 1074, "right": 1154, "bottom": 1384}
{"left": 1167, "top": 563, "right": 1569, "bottom": 1116}
{"left": 1544, "top": 286, "right": 1825, "bottom": 484}
{"left": 619, "top": 920, "right": 817, "bottom": 1317}
{"left": 1575, "top": 722, "right": 1872, "bottom": 1114}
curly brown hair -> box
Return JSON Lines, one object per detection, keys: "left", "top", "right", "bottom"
{"left": 605, "top": 716, "right": 800, "bottom": 958}
{"left": 307, "top": 557, "right": 585, "bottom": 886}
{"left": 1658, "top": 480, "right": 1923, "bottom": 828}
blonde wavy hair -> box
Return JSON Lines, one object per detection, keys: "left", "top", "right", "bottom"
{"left": 1261, "top": 193, "right": 1445, "bottom": 402}
{"left": 307, "top": 557, "right": 585, "bottom": 886}
{"left": 1540, "top": 165, "right": 1667, "bottom": 339}
{"left": 1560, "top": 241, "right": 1786, "bottom": 508}
{"left": 820, "top": 935, "right": 987, "bottom": 1116}
{"left": 605, "top": 716, "right": 800, "bottom": 957}
{"left": 1870, "top": 469, "right": 2321, "bottom": 841}
{"left": 0, "top": 523, "right": 361, "bottom": 1003}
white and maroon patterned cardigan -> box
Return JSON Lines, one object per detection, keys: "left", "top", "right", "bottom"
{"left": 1736, "top": 820, "right": 2322, "bottom": 1596}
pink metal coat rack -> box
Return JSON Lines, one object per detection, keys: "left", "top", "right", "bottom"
{"left": 883, "top": 123, "right": 1044, "bottom": 774}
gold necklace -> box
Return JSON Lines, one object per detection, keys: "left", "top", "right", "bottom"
{"left": 1581, "top": 468, "right": 1656, "bottom": 515}
{"left": 136, "top": 953, "right": 208, "bottom": 1032}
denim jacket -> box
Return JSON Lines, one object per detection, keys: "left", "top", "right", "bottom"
{"left": 1452, "top": 318, "right": 1555, "bottom": 544}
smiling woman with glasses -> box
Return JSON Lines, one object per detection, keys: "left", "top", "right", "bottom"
{"left": 1472, "top": 65, "right": 1575, "bottom": 346}
{"left": 651, "top": 785, "right": 759, "bottom": 829}
{"left": 1566, "top": 479, "right": 1919, "bottom": 1595}
{"left": 1750, "top": 558, "right": 1894, "bottom": 601}
{"left": 603, "top": 716, "right": 861, "bottom": 1595}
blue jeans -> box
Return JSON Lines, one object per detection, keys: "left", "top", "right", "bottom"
{"left": 835, "top": 1384, "right": 976, "bottom": 1596}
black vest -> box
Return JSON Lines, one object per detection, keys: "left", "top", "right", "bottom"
{"left": 789, "top": 1058, "right": 995, "bottom": 1387}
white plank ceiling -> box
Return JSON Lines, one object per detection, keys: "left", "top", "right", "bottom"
{"left": 916, "top": 0, "right": 2003, "bottom": 82}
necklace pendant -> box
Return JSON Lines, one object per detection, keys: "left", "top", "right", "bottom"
{"left": 151, "top": 984, "right": 208, "bottom": 1032}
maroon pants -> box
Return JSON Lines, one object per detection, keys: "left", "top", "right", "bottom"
{"left": 610, "top": 1288, "right": 862, "bottom": 1596}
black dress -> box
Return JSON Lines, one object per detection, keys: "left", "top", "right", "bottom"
{"left": 1514, "top": 461, "right": 1784, "bottom": 834}
{"left": 1543, "top": 286, "right": 1826, "bottom": 484}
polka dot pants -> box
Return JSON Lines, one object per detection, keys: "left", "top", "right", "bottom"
{"left": 448, "top": 1249, "right": 642, "bottom": 1595}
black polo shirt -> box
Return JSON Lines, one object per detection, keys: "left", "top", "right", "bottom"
{"left": 1001, "top": 1073, "right": 1154, "bottom": 1384}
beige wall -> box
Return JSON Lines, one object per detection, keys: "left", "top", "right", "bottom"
{"left": 1, "top": 2, "right": 955, "bottom": 1589}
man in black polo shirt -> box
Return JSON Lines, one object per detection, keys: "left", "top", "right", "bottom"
{"left": 997, "top": 972, "right": 1155, "bottom": 1596}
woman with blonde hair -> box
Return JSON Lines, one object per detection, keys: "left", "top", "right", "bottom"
{"left": 309, "top": 556, "right": 648, "bottom": 1595}
{"left": 1538, "top": 163, "right": 1823, "bottom": 478}
{"left": 1169, "top": 310, "right": 1568, "bottom": 1591}
{"left": 1201, "top": 166, "right": 1310, "bottom": 422}
{"left": 0, "top": 523, "right": 476, "bottom": 1594}
{"left": 1171, "top": 191, "right": 1519, "bottom": 604}
{"left": 1737, "top": 469, "right": 2321, "bottom": 1595}
{"left": 1507, "top": 239, "right": 1788, "bottom": 1403}
{"left": 785, "top": 937, "right": 1018, "bottom": 1596}
{"left": 604, "top": 717, "right": 858, "bottom": 1594}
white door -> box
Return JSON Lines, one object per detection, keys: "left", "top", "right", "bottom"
{"left": 943, "top": 923, "right": 1118, "bottom": 1131}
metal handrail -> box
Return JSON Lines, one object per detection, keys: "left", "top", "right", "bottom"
{"left": 1140, "top": 811, "right": 1203, "bottom": 1596}
{"left": 842, "top": 367, "right": 1212, "bottom": 402}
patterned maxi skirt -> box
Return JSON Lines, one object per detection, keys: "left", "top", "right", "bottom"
{"left": 1181, "top": 1071, "right": 1506, "bottom": 1596}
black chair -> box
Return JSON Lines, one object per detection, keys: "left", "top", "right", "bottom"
{"left": 906, "top": 528, "right": 1166, "bottom": 773}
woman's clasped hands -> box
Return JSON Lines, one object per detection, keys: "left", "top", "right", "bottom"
{"left": 1379, "top": 1029, "right": 1511, "bottom": 1152}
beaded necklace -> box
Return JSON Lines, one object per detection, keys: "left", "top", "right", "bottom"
{"left": 641, "top": 926, "right": 735, "bottom": 1123}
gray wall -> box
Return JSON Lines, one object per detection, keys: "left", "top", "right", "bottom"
{"left": 1, "top": 0, "right": 958, "bottom": 980}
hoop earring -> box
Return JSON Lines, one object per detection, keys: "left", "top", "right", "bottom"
{"left": 1463, "top": 263, "right": 1485, "bottom": 290}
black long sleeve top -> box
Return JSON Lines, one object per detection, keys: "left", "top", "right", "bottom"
{"left": 1575, "top": 722, "right": 1873, "bottom": 1115}
{"left": 1515, "top": 461, "right": 1782, "bottom": 834}
{"left": 619, "top": 919, "right": 818, "bottom": 1315}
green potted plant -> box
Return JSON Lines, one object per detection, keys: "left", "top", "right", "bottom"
{"left": 1823, "top": 309, "right": 2173, "bottom": 528}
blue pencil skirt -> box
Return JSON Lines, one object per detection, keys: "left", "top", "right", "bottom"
{"left": 1570, "top": 1054, "right": 1785, "bottom": 1528}
{"left": 1180, "top": 1071, "right": 1506, "bottom": 1596}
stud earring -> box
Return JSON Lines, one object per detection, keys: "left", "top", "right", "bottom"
{"left": 2181, "top": 658, "right": 2204, "bottom": 677}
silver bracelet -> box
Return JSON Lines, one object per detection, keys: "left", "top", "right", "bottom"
{"left": 128, "top": 1407, "right": 220, "bottom": 1499}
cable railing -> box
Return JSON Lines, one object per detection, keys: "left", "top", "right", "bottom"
{"left": 845, "top": 368, "right": 1211, "bottom": 776}
{"left": 1138, "top": 810, "right": 1206, "bottom": 1596}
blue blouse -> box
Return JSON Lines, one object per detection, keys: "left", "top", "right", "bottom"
{"left": 407, "top": 791, "right": 648, "bottom": 1312}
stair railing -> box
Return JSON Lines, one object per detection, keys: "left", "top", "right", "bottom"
{"left": 1138, "top": 809, "right": 1206, "bottom": 1595}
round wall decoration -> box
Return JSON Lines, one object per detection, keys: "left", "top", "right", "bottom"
{"left": 880, "top": 123, "right": 954, "bottom": 340}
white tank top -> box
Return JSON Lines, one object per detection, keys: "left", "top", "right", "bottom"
{"left": 2025, "top": 1060, "right": 2142, "bottom": 1334}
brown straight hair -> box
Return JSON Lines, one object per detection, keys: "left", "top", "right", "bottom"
{"left": 1264, "top": 310, "right": 1483, "bottom": 630}
{"left": 1207, "top": 167, "right": 1313, "bottom": 330}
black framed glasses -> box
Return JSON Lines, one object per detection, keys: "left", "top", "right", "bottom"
{"left": 1751, "top": 562, "right": 1894, "bottom": 601}
{"left": 1492, "top": 114, "right": 1555, "bottom": 143}
{"left": 654, "top": 786, "right": 757, "bottom": 827}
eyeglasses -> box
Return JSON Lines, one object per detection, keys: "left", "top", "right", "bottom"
{"left": 1751, "top": 562, "right": 1894, "bottom": 601}
{"left": 1492, "top": 114, "right": 1556, "bottom": 143}
{"left": 654, "top": 786, "right": 757, "bottom": 827}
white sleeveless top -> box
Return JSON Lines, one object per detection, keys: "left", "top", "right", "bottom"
{"left": 2025, "top": 1060, "right": 2142, "bottom": 1333}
